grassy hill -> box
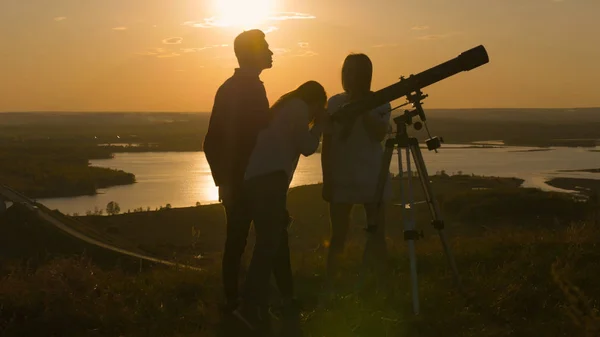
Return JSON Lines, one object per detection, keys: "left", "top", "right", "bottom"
{"left": 1, "top": 176, "right": 599, "bottom": 336}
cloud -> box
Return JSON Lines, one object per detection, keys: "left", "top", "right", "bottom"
{"left": 137, "top": 48, "right": 181, "bottom": 58}
{"left": 267, "top": 12, "right": 316, "bottom": 21}
{"left": 411, "top": 25, "right": 429, "bottom": 31}
{"left": 157, "top": 53, "right": 181, "bottom": 58}
{"left": 139, "top": 43, "right": 230, "bottom": 58}
{"left": 112, "top": 26, "right": 128, "bottom": 31}
{"left": 417, "top": 35, "right": 444, "bottom": 40}
{"left": 292, "top": 50, "right": 318, "bottom": 57}
{"left": 270, "top": 42, "right": 316, "bottom": 58}
{"left": 182, "top": 18, "right": 227, "bottom": 28}
{"left": 137, "top": 48, "right": 165, "bottom": 56}
{"left": 271, "top": 48, "right": 291, "bottom": 55}
{"left": 182, "top": 11, "right": 316, "bottom": 29}
{"left": 180, "top": 44, "right": 229, "bottom": 53}
{"left": 371, "top": 43, "right": 399, "bottom": 48}
{"left": 54, "top": 17, "right": 67, "bottom": 22}
{"left": 416, "top": 32, "right": 461, "bottom": 40}
{"left": 264, "top": 26, "right": 279, "bottom": 34}
{"left": 162, "top": 37, "right": 183, "bottom": 45}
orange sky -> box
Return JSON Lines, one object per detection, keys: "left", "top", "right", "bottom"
{"left": 1, "top": 0, "right": 599, "bottom": 112}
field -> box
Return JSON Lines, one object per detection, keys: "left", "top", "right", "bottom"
{"left": 1, "top": 110, "right": 599, "bottom": 336}
{"left": 2, "top": 175, "right": 600, "bottom": 337}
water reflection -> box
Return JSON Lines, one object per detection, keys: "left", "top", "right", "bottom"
{"left": 37, "top": 146, "right": 599, "bottom": 215}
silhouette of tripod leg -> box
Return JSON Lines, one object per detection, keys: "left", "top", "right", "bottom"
{"left": 399, "top": 145, "right": 421, "bottom": 315}
{"left": 409, "top": 141, "right": 462, "bottom": 291}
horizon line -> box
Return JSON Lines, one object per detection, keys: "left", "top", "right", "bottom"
{"left": 1, "top": 107, "right": 600, "bottom": 114}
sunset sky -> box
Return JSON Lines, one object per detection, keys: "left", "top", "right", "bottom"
{"left": 1, "top": 0, "right": 599, "bottom": 112}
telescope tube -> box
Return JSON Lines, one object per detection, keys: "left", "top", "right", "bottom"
{"left": 331, "top": 45, "right": 489, "bottom": 121}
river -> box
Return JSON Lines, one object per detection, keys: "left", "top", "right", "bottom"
{"left": 37, "top": 145, "right": 599, "bottom": 215}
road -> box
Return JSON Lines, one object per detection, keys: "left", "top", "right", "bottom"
{"left": 0, "top": 184, "right": 203, "bottom": 272}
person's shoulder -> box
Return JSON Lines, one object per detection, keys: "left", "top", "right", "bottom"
{"left": 326, "top": 93, "right": 348, "bottom": 113}
{"left": 327, "top": 92, "right": 348, "bottom": 104}
{"left": 277, "top": 98, "right": 310, "bottom": 124}
{"left": 281, "top": 98, "right": 309, "bottom": 114}
{"left": 216, "top": 74, "right": 265, "bottom": 100}
{"left": 215, "top": 75, "right": 236, "bottom": 94}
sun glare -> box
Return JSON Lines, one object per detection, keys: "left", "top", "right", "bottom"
{"left": 214, "top": 0, "right": 274, "bottom": 29}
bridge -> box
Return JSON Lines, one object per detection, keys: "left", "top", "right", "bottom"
{"left": 0, "top": 184, "right": 202, "bottom": 271}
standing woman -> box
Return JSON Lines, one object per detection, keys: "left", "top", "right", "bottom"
{"left": 321, "top": 53, "right": 392, "bottom": 292}
{"left": 233, "top": 80, "right": 326, "bottom": 333}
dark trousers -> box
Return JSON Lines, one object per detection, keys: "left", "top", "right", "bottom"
{"left": 221, "top": 171, "right": 293, "bottom": 308}
{"left": 242, "top": 170, "right": 291, "bottom": 308}
{"left": 326, "top": 202, "right": 388, "bottom": 282}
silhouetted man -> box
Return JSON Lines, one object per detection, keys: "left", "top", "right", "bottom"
{"left": 0, "top": 197, "right": 6, "bottom": 215}
{"left": 203, "top": 29, "right": 275, "bottom": 318}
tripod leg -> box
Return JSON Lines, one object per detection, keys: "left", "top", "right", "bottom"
{"left": 409, "top": 141, "right": 462, "bottom": 291}
{"left": 401, "top": 146, "right": 420, "bottom": 315}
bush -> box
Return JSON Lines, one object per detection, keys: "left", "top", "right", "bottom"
{"left": 106, "top": 201, "right": 121, "bottom": 216}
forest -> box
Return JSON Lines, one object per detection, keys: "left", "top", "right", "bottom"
{"left": 0, "top": 145, "right": 135, "bottom": 198}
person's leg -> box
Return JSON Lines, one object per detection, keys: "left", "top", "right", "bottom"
{"left": 272, "top": 212, "right": 294, "bottom": 303}
{"left": 272, "top": 217, "right": 303, "bottom": 327}
{"left": 235, "top": 172, "right": 288, "bottom": 331}
{"left": 325, "top": 203, "right": 353, "bottom": 287}
{"left": 221, "top": 193, "right": 252, "bottom": 313}
{"left": 362, "top": 202, "right": 389, "bottom": 278}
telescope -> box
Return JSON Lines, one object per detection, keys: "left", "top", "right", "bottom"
{"left": 349, "top": 45, "right": 489, "bottom": 316}
{"left": 330, "top": 45, "right": 489, "bottom": 123}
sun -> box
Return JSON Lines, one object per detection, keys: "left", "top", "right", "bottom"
{"left": 214, "top": 0, "right": 275, "bottom": 29}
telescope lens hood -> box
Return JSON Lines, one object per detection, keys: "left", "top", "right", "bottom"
{"left": 459, "top": 45, "right": 489, "bottom": 71}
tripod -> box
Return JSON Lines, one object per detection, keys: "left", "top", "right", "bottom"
{"left": 368, "top": 90, "right": 462, "bottom": 315}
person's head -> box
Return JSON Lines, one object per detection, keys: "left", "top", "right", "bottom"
{"left": 272, "top": 81, "right": 327, "bottom": 124}
{"left": 341, "top": 53, "right": 373, "bottom": 98}
{"left": 234, "top": 29, "right": 273, "bottom": 71}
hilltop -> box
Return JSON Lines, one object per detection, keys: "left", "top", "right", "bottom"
{"left": 1, "top": 175, "right": 599, "bottom": 336}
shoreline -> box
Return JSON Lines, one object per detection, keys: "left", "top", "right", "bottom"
{"left": 18, "top": 145, "right": 599, "bottom": 203}
{"left": 545, "top": 177, "right": 600, "bottom": 196}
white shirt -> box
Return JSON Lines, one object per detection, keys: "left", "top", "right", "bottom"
{"left": 245, "top": 98, "right": 322, "bottom": 186}
{"left": 324, "top": 92, "right": 393, "bottom": 203}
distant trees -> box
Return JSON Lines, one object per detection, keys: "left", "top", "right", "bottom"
{"left": 0, "top": 145, "right": 136, "bottom": 199}
{"left": 106, "top": 201, "right": 121, "bottom": 215}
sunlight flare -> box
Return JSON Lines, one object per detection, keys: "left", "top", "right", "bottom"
{"left": 213, "top": 0, "right": 275, "bottom": 29}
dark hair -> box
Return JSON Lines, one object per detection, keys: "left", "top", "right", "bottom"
{"left": 271, "top": 81, "right": 327, "bottom": 125}
{"left": 234, "top": 29, "right": 266, "bottom": 65}
{"left": 341, "top": 53, "right": 373, "bottom": 97}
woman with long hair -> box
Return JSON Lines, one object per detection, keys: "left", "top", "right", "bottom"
{"left": 321, "top": 53, "right": 392, "bottom": 294}
{"left": 233, "top": 80, "right": 327, "bottom": 333}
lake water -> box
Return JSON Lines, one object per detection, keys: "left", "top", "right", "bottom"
{"left": 37, "top": 145, "right": 600, "bottom": 215}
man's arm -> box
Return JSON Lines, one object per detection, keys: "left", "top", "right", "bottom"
{"left": 204, "top": 85, "right": 238, "bottom": 187}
